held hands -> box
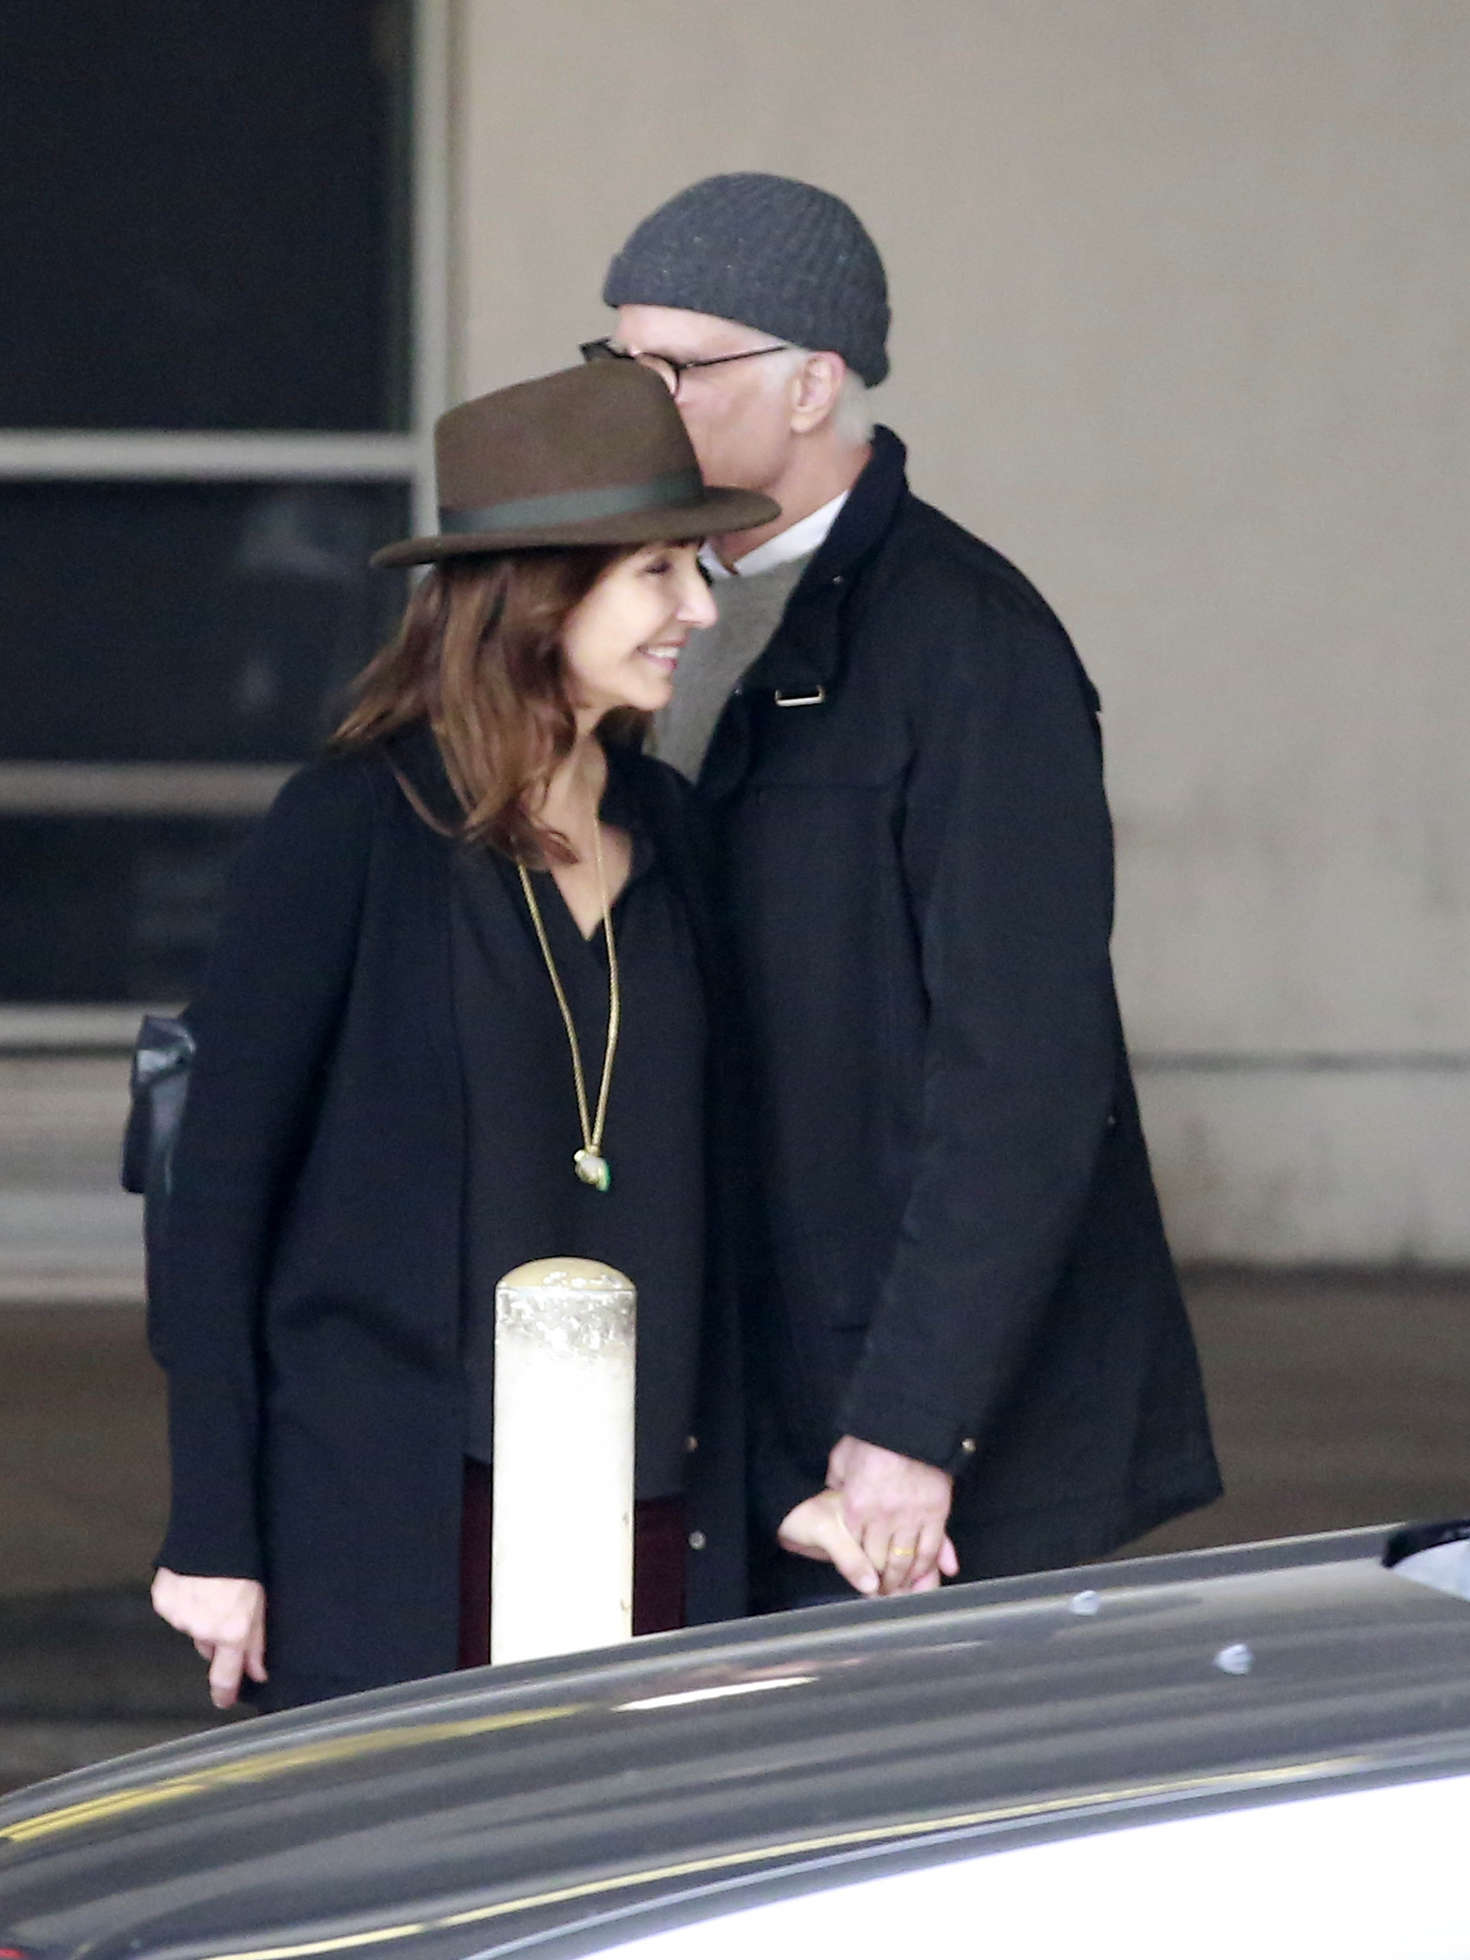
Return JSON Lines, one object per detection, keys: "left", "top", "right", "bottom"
{"left": 777, "top": 1489, "right": 882, "bottom": 1595}
{"left": 777, "top": 1437, "right": 961, "bottom": 1598}
{"left": 151, "top": 1568, "right": 267, "bottom": 1708}
{"left": 826, "top": 1434, "right": 959, "bottom": 1595}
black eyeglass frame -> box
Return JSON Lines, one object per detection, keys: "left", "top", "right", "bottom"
{"left": 580, "top": 337, "right": 794, "bottom": 399}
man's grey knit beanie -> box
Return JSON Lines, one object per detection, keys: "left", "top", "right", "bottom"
{"left": 603, "top": 173, "right": 890, "bottom": 388}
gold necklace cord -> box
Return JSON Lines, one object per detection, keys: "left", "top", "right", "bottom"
{"left": 516, "top": 818, "right": 620, "bottom": 1160}
{"left": 589, "top": 816, "right": 621, "bottom": 1150}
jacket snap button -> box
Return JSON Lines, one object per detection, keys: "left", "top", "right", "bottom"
{"left": 685, "top": 1434, "right": 699, "bottom": 1453}
{"left": 688, "top": 1529, "right": 707, "bottom": 1551}
{"left": 960, "top": 1437, "right": 977, "bottom": 1454}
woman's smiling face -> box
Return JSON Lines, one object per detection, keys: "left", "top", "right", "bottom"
{"left": 560, "top": 541, "right": 717, "bottom": 722}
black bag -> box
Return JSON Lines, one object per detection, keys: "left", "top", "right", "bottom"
{"left": 120, "top": 1012, "right": 195, "bottom": 1203}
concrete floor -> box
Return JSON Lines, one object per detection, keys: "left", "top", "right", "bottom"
{"left": 2, "top": 1268, "right": 1468, "bottom": 1794}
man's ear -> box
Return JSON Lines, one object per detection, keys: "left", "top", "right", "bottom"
{"left": 790, "top": 351, "right": 847, "bottom": 434}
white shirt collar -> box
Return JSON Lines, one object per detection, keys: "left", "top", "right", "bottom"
{"left": 699, "top": 489, "right": 850, "bottom": 581}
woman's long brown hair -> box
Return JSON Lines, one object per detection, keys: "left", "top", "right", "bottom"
{"left": 332, "top": 548, "right": 645, "bottom": 863}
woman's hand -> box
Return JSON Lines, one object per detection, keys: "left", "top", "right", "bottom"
{"left": 151, "top": 1568, "right": 267, "bottom": 1708}
{"left": 777, "top": 1489, "right": 882, "bottom": 1596}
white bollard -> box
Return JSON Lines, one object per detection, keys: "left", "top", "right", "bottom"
{"left": 491, "top": 1257, "right": 636, "bottom": 1665}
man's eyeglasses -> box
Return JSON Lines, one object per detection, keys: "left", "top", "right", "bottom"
{"left": 580, "top": 337, "right": 792, "bottom": 400}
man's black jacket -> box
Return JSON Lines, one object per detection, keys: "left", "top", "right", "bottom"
{"left": 702, "top": 428, "right": 1220, "bottom": 1580}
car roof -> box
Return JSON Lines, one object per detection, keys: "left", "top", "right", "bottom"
{"left": 4, "top": 1524, "right": 1470, "bottom": 1958}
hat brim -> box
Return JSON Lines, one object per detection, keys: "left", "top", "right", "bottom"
{"left": 370, "top": 485, "right": 779, "bottom": 569}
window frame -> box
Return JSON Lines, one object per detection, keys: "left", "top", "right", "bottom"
{"left": 0, "top": 0, "right": 452, "bottom": 1032}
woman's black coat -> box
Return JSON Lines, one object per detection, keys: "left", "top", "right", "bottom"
{"left": 150, "top": 727, "right": 746, "bottom": 1710}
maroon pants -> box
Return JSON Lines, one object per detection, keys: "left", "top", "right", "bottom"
{"left": 457, "top": 1459, "right": 686, "bottom": 1669}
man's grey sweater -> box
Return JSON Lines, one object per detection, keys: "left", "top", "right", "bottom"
{"left": 652, "top": 554, "right": 812, "bottom": 780}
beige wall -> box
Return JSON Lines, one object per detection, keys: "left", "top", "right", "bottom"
{"left": 452, "top": 0, "right": 1470, "bottom": 1261}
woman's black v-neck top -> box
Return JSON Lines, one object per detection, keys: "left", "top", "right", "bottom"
{"left": 452, "top": 761, "right": 707, "bottom": 1500}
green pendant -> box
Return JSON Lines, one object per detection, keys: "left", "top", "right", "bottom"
{"left": 574, "top": 1148, "right": 611, "bottom": 1192}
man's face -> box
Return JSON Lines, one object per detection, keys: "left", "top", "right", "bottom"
{"left": 612, "top": 305, "right": 799, "bottom": 495}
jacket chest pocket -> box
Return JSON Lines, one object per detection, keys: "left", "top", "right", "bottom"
{"left": 740, "top": 690, "right": 909, "bottom": 791}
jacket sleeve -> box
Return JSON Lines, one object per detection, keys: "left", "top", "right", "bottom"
{"left": 149, "top": 754, "right": 379, "bottom": 1579}
{"left": 837, "top": 577, "right": 1119, "bottom": 1473}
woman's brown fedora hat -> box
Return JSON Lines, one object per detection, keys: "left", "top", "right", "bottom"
{"left": 371, "top": 362, "right": 780, "bottom": 567}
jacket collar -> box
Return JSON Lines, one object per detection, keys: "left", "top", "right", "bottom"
{"left": 382, "top": 718, "right": 463, "bottom": 831}
{"left": 736, "top": 425, "right": 909, "bottom": 703}
{"left": 698, "top": 429, "right": 909, "bottom": 799}
{"left": 381, "top": 717, "right": 655, "bottom": 844}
